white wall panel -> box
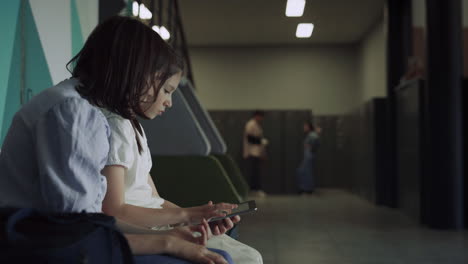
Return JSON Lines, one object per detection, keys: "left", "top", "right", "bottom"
{"left": 190, "top": 46, "right": 359, "bottom": 115}
{"left": 412, "top": 0, "right": 426, "bottom": 27}
{"left": 76, "top": 0, "right": 98, "bottom": 41}
{"left": 30, "top": 0, "right": 71, "bottom": 84}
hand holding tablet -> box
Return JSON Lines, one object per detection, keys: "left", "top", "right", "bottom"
{"left": 169, "top": 200, "right": 257, "bottom": 228}
{"left": 208, "top": 200, "right": 257, "bottom": 223}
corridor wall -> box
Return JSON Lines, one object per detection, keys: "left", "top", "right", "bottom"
{"left": 395, "top": 79, "right": 427, "bottom": 223}
{"left": 0, "top": 0, "right": 98, "bottom": 145}
{"left": 209, "top": 110, "right": 312, "bottom": 194}
{"left": 336, "top": 98, "right": 388, "bottom": 204}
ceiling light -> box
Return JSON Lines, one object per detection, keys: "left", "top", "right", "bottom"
{"left": 286, "top": 0, "right": 306, "bottom": 17}
{"left": 132, "top": 1, "right": 139, "bottom": 16}
{"left": 296, "top": 23, "right": 314, "bottom": 38}
{"left": 139, "top": 3, "right": 152, "bottom": 20}
{"left": 152, "top": 26, "right": 160, "bottom": 34}
{"left": 152, "top": 25, "right": 170, "bottom": 40}
{"left": 159, "top": 26, "right": 170, "bottom": 40}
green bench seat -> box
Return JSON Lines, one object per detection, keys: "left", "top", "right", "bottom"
{"left": 150, "top": 155, "right": 242, "bottom": 207}
{"left": 212, "top": 154, "right": 249, "bottom": 200}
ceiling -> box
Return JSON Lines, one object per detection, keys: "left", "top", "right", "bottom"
{"left": 178, "top": 0, "right": 386, "bottom": 47}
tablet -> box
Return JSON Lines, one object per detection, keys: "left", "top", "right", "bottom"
{"left": 167, "top": 200, "right": 257, "bottom": 228}
{"left": 207, "top": 200, "right": 257, "bottom": 223}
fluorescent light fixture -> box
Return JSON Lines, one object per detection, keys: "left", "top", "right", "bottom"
{"left": 286, "top": 0, "right": 306, "bottom": 17}
{"left": 139, "top": 3, "right": 152, "bottom": 19}
{"left": 159, "top": 26, "right": 170, "bottom": 40}
{"left": 152, "top": 25, "right": 171, "bottom": 40}
{"left": 296, "top": 23, "right": 314, "bottom": 38}
{"left": 152, "top": 26, "right": 160, "bottom": 33}
{"left": 132, "top": 1, "right": 139, "bottom": 16}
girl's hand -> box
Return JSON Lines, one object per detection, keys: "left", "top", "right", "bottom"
{"left": 168, "top": 222, "right": 207, "bottom": 246}
{"left": 166, "top": 236, "right": 229, "bottom": 264}
{"left": 188, "top": 218, "right": 212, "bottom": 243}
{"left": 209, "top": 215, "right": 241, "bottom": 236}
{"left": 169, "top": 218, "right": 213, "bottom": 246}
{"left": 184, "top": 201, "right": 237, "bottom": 225}
{"left": 206, "top": 201, "right": 240, "bottom": 236}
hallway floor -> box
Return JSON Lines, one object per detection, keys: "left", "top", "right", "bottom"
{"left": 237, "top": 189, "right": 468, "bottom": 264}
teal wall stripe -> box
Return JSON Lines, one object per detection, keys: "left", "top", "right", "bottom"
{"left": 1, "top": 0, "right": 54, "bottom": 145}
{"left": 24, "top": 0, "right": 53, "bottom": 98}
{"left": 1, "top": 20, "right": 22, "bottom": 144}
{"left": 71, "top": 0, "right": 84, "bottom": 56}
{"left": 0, "top": 1, "right": 20, "bottom": 143}
{"left": 126, "top": 0, "right": 133, "bottom": 16}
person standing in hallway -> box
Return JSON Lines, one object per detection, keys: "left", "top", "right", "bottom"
{"left": 400, "top": 56, "right": 425, "bottom": 82}
{"left": 296, "top": 121, "right": 321, "bottom": 194}
{"left": 243, "top": 110, "right": 268, "bottom": 197}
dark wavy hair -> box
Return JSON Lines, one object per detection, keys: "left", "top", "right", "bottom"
{"left": 252, "top": 110, "right": 265, "bottom": 117}
{"left": 67, "top": 16, "right": 183, "bottom": 153}
{"left": 304, "top": 121, "right": 315, "bottom": 132}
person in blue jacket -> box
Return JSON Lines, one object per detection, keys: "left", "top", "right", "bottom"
{"left": 296, "top": 121, "right": 321, "bottom": 194}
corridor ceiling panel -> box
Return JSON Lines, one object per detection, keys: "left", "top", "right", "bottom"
{"left": 179, "top": 0, "right": 385, "bottom": 46}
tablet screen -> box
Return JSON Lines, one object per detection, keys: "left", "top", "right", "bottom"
{"left": 208, "top": 200, "right": 257, "bottom": 223}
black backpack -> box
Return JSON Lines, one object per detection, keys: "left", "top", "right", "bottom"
{"left": 0, "top": 208, "right": 133, "bottom": 264}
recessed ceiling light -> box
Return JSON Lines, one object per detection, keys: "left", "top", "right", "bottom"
{"left": 159, "top": 26, "right": 170, "bottom": 40}
{"left": 286, "top": 0, "right": 306, "bottom": 17}
{"left": 152, "top": 25, "right": 171, "bottom": 40}
{"left": 139, "top": 3, "right": 152, "bottom": 20}
{"left": 296, "top": 23, "right": 314, "bottom": 38}
{"left": 132, "top": 1, "right": 139, "bottom": 16}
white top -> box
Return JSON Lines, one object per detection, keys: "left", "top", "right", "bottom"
{"left": 101, "top": 109, "right": 165, "bottom": 209}
{"left": 243, "top": 118, "right": 266, "bottom": 158}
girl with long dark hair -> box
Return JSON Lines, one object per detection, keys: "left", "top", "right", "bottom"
{"left": 0, "top": 15, "right": 235, "bottom": 264}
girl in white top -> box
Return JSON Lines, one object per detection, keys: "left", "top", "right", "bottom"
{"left": 101, "top": 71, "right": 263, "bottom": 263}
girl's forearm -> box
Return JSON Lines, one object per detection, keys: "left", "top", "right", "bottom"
{"left": 115, "top": 218, "right": 170, "bottom": 234}
{"left": 125, "top": 233, "right": 172, "bottom": 255}
{"left": 112, "top": 203, "right": 187, "bottom": 228}
{"left": 161, "top": 199, "right": 180, "bottom": 209}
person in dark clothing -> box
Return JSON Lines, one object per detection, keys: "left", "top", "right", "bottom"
{"left": 243, "top": 111, "right": 268, "bottom": 197}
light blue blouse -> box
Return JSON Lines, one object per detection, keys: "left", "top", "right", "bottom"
{"left": 0, "top": 79, "right": 109, "bottom": 213}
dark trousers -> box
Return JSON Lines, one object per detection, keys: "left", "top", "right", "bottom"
{"left": 246, "top": 157, "right": 262, "bottom": 190}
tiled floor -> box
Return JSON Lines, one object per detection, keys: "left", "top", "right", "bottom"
{"left": 237, "top": 189, "right": 468, "bottom": 264}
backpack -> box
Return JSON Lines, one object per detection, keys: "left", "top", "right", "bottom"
{"left": 0, "top": 208, "right": 133, "bottom": 264}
